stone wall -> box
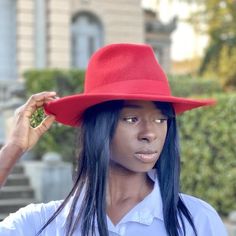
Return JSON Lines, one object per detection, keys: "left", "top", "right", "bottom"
{"left": 16, "top": 0, "right": 71, "bottom": 73}
{"left": 71, "top": 0, "right": 144, "bottom": 44}
{"left": 47, "top": 0, "right": 71, "bottom": 68}
{"left": 16, "top": 0, "right": 35, "bottom": 76}
{"left": 22, "top": 152, "right": 73, "bottom": 202}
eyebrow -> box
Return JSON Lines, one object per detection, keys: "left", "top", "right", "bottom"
{"left": 122, "top": 103, "right": 165, "bottom": 115}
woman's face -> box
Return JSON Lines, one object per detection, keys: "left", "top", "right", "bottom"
{"left": 110, "top": 100, "right": 168, "bottom": 173}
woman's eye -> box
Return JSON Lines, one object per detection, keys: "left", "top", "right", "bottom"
{"left": 155, "top": 118, "right": 168, "bottom": 124}
{"left": 123, "top": 117, "right": 138, "bottom": 123}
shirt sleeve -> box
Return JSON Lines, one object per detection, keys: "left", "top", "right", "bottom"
{"left": 0, "top": 201, "right": 61, "bottom": 236}
{"left": 194, "top": 205, "right": 228, "bottom": 236}
{"left": 181, "top": 194, "right": 228, "bottom": 236}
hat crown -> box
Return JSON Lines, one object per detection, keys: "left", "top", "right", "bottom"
{"left": 84, "top": 44, "right": 171, "bottom": 96}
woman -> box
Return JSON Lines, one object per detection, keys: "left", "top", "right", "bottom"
{"left": 0, "top": 44, "right": 227, "bottom": 236}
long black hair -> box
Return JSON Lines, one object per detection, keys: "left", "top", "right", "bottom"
{"left": 155, "top": 102, "right": 197, "bottom": 236}
{"left": 36, "top": 100, "right": 197, "bottom": 236}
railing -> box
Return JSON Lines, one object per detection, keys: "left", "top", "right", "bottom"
{"left": 0, "top": 80, "right": 25, "bottom": 145}
{"left": 0, "top": 80, "right": 11, "bottom": 105}
{"left": 0, "top": 80, "right": 25, "bottom": 109}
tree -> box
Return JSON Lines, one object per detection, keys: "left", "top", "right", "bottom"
{"left": 185, "top": 0, "right": 236, "bottom": 89}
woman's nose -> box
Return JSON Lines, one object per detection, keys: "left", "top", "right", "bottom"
{"left": 137, "top": 121, "right": 157, "bottom": 143}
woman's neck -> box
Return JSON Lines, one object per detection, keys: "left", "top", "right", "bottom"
{"left": 106, "top": 165, "right": 154, "bottom": 225}
{"left": 107, "top": 166, "right": 154, "bottom": 205}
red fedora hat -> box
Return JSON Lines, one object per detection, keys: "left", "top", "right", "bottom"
{"left": 44, "top": 43, "right": 215, "bottom": 127}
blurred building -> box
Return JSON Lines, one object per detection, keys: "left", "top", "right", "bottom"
{"left": 144, "top": 9, "right": 176, "bottom": 73}
{"left": 0, "top": 0, "right": 176, "bottom": 80}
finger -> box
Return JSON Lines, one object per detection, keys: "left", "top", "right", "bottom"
{"left": 26, "top": 91, "right": 57, "bottom": 108}
{"left": 34, "top": 115, "right": 55, "bottom": 137}
{"left": 13, "top": 92, "right": 57, "bottom": 122}
{"left": 18, "top": 92, "right": 57, "bottom": 117}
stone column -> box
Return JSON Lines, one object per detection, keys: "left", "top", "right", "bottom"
{"left": 16, "top": 0, "right": 35, "bottom": 77}
{"left": 47, "top": 0, "right": 71, "bottom": 68}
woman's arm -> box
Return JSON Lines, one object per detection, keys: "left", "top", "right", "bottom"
{"left": 0, "top": 91, "right": 57, "bottom": 188}
{"left": 0, "top": 142, "right": 24, "bottom": 187}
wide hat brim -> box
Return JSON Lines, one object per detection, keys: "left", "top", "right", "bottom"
{"left": 44, "top": 93, "right": 215, "bottom": 127}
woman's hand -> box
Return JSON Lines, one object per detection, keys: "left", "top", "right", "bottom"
{"left": 7, "top": 91, "right": 57, "bottom": 153}
{"left": 0, "top": 91, "right": 57, "bottom": 187}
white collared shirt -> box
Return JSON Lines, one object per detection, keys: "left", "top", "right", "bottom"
{"left": 0, "top": 171, "right": 228, "bottom": 236}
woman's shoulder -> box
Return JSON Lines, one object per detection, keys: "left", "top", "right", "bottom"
{"left": 0, "top": 200, "right": 64, "bottom": 236}
{"left": 180, "top": 193, "right": 217, "bottom": 215}
{"left": 27, "top": 200, "right": 63, "bottom": 213}
{"left": 180, "top": 193, "right": 228, "bottom": 235}
{"left": 12, "top": 199, "right": 63, "bottom": 220}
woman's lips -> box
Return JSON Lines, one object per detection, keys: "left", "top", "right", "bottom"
{"left": 134, "top": 152, "right": 158, "bottom": 163}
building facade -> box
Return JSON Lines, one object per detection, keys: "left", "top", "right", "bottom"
{"left": 0, "top": 0, "right": 145, "bottom": 80}
{"left": 144, "top": 9, "right": 176, "bottom": 72}
{"left": 0, "top": 0, "right": 176, "bottom": 80}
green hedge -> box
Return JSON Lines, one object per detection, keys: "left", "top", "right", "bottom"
{"left": 24, "top": 69, "right": 85, "bottom": 96}
{"left": 24, "top": 69, "right": 235, "bottom": 215}
{"left": 179, "top": 93, "right": 236, "bottom": 216}
{"left": 168, "top": 75, "right": 222, "bottom": 97}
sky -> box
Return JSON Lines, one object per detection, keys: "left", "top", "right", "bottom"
{"left": 142, "top": 0, "right": 209, "bottom": 61}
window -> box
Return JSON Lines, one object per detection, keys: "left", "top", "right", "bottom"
{"left": 71, "top": 12, "right": 104, "bottom": 69}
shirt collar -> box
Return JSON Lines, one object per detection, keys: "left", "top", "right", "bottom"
{"left": 106, "top": 169, "right": 164, "bottom": 228}
{"left": 122, "top": 169, "right": 164, "bottom": 225}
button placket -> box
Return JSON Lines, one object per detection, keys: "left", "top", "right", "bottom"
{"left": 139, "top": 208, "right": 153, "bottom": 225}
{"left": 118, "top": 224, "right": 126, "bottom": 236}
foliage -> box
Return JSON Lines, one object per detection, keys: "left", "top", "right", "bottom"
{"left": 24, "top": 69, "right": 85, "bottom": 96}
{"left": 186, "top": 0, "right": 236, "bottom": 89}
{"left": 217, "top": 45, "right": 236, "bottom": 89}
{"left": 179, "top": 93, "right": 236, "bottom": 216}
{"left": 168, "top": 75, "right": 222, "bottom": 97}
{"left": 24, "top": 69, "right": 85, "bottom": 161}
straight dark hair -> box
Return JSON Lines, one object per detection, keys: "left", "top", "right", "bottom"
{"left": 155, "top": 102, "right": 197, "bottom": 236}
{"left": 36, "top": 100, "right": 197, "bottom": 236}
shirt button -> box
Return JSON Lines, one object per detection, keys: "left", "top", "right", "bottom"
{"left": 142, "top": 208, "right": 150, "bottom": 217}
{"left": 118, "top": 225, "right": 126, "bottom": 236}
{"left": 140, "top": 208, "right": 153, "bottom": 224}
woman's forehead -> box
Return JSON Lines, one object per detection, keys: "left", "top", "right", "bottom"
{"left": 122, "top": 100, "right": 162, "bottom": 112}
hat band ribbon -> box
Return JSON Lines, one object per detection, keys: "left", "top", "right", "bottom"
{"left": 85, "top": 79, "right": 171, "bottom": 96}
